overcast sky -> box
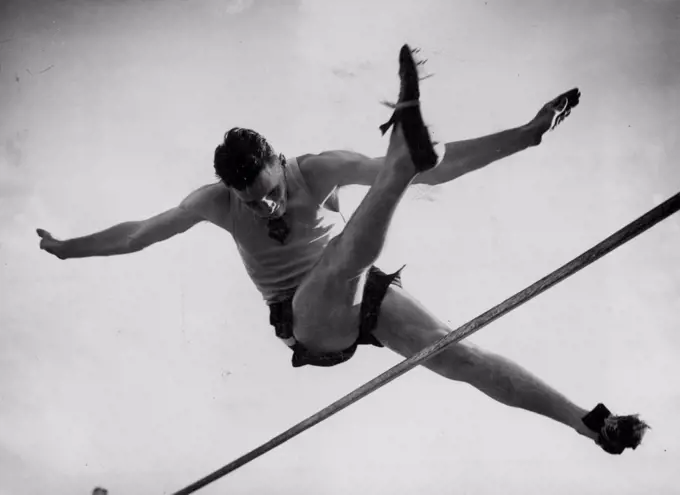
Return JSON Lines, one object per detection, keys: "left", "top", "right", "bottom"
{"left": 1, "top": 1, "right": 679, "bottom": 494}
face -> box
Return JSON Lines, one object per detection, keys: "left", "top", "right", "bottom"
{"left": 233, "top": 157, "right": 288, "bottom": 219}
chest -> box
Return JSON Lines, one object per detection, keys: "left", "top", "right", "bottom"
{"left": 230, "top": 197, "right": 339, "bottom": 254}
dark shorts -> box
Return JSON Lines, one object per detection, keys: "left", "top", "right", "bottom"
{"left": 268, "top": 265, "right": 405, "bottom": 368}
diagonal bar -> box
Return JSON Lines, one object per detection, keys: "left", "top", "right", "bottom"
{"left": 172, "top": 191, "right": 680, "bottom": 495}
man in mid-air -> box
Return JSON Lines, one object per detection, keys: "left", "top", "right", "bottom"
{"left": 37, "top": 45, "right": 648, "bottom": 455}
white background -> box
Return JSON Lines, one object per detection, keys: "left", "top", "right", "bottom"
{"left": 1, "top": 0, "right": 679, "bottom": 494}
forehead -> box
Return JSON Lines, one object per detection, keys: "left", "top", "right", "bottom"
{"left": 234, "top": 162, "right": 283, "bottom": 201}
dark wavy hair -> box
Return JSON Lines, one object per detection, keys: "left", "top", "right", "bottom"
{"left": 213, "top": 127, "right": 280, "bottom": 190}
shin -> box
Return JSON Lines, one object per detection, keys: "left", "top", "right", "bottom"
{"left": 430, "top": 342, "right": 597, "bottom": 439}
{"left": 374, "top": 287, "right": 597, "bottom": 439}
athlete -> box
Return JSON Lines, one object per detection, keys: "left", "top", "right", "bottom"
{"left": 37, "top": 45, "right": 648, "bottom": 455}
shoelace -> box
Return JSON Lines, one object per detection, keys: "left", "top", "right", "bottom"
{"left": 550, "top": 97, "right": 571, "bottom": 131}
{"left": 379, "top": 99, "right": 420, "bottom": 110}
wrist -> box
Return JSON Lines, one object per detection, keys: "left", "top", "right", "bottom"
{"left": 59, "top": 239, "right": 78, "bottom": 259}
{"left": 521, "top": 121, "right": 544, "bottom": 147}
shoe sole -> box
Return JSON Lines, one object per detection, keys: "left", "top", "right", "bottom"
{"left": 380, "top": 44, "right": 440, "bottom": 172}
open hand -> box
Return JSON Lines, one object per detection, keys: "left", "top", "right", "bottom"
{"left": 529, "top": 87, "right": 581, "bottom": 144}
{"left": 37, "top": 228, "right": 67, "bottom": 259}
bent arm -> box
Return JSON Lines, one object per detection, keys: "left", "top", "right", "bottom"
{"left": 60, "top": 195, "right": 206, "bottom": 259}
{"left": 303, "top": 124, "right": 537, "bottom": 193}
{"left": 417, "top": 124, "right": 537, "bottom": 186}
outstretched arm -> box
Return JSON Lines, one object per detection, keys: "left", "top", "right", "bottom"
{"left": 417, "top": 122, "right": 537, "bottom": 186}
{"left": 418, "top": 87, "right": 580, "bottom": 185}
{"left": 37, "top": 189, "right": 208, "bottom": 260}
{"left": 303, "top": 88, "right": 580, "bottom": 191}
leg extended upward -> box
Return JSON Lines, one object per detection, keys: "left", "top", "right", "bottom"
{"left": 290, "top": 44, "right": 440, "bottom": 354}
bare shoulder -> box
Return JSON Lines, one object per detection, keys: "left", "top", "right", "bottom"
{"left": 297, "top": 150, "right": 371, "bottom": 179}
{"left": 180, "top": 182, "right": 230, "bottom": 221}
{"left": 297, "top": 150, "right": 384, "bottom": 192}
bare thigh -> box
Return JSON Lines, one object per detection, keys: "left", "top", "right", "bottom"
{"left": 373, "top": 285, "right": 479, "bottom": 381}
{"left": 291, "top": 235, "right": 369, "bottom": 353}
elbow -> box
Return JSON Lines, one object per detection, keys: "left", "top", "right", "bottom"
{"left": 126, "top": 233, "right": 147, "bottom": 254}
{"left": 415, "top": 157, "right": 469, "bottom": 186}
{"left": 126, "top": 219, "right": 155, "bottom": 254}
{"left": 414, "top": 168, "right": 445, "bottom": 186}
{"left": 415, "top": 172, "right": 438, "bottom": 186}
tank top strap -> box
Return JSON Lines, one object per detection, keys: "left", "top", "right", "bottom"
{"left": 284, "top": 155, "right": 322, "bottom": 207}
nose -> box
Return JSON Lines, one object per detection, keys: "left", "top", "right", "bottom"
{"left": 263, "top": 198, "right": 277, "bottom": 213}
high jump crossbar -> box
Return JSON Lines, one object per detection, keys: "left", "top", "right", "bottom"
{"left": 172, "top": 191, "right": 680, "bottom": 495}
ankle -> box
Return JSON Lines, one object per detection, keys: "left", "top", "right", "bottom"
{"left": 575, "top": 422, "right": 599, "bottom": 441}
{"left": 520, "top": 122, "right": 545, "bottom": 147}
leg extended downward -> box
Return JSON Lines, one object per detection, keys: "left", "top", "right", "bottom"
{"left": 291, "top": 45, "right": 440, "bottom": 353}
{"left": 373, "top": 286, "right": 649, "bottom": 454}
